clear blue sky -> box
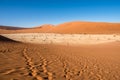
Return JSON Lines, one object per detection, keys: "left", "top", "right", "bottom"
{"left": 0, "top": 0, "right": 120, "bottom": 27}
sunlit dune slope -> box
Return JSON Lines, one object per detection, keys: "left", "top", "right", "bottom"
{"left": 0, "top": 24, "right": 54, "bottom": 34}
{"left": 50, "top": 22, "right": 120, "bottom": 34}
{"left": 19, "top": 24, "right": 54, "bottom": 33}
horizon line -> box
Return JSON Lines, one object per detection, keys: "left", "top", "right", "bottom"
{"left": 0, "top": 20, "right": 120, "bottom": 28}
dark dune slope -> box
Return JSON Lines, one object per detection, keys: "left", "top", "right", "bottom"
{"left": 0, "top": 35, "right": 18, "bottom": 42}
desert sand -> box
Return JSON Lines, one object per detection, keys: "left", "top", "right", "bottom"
{"left": 0, "top": 21, "right": 120, "bottom": 80}
{"left": 0, "top": 24, "right": 54, "bottom": 34}
{"left": 0, "top": 36, "right": 120, "bottom": 80}
{"left": 1, "top": 33, "right": 120, "bottom": 45}
{"left": 51, "top": 22, "right": 120, "bottom": 34}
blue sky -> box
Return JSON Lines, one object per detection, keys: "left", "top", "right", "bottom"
{"left": 0, "top": 0, "right": 120, "bottom": 27}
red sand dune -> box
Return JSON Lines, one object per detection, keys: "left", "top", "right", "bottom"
{"left": 50, "top": 21, "right": 120, "bottom": 34}
{"left": 0, "top": 21, "right": 120, "bottom": 34}
{"left": 0, "top": 24, "right": 54, "bottom": 34}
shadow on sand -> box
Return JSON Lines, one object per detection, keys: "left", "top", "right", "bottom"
{"left": 0, "top": 35, "right": 20, "bottom": 43}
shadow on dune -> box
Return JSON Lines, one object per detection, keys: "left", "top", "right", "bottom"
{"left": 0, "top": 35, "right": 20, "bottom": 43}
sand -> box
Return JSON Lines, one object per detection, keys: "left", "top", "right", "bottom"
{"left": 0, "top": 21, "right": 120, "bottom": 80}
{"left": 51, "top": 22, "right": 120, "bottom": 34}
{"left": 0, "top": 21, "right": 120, "bottom": 34}
{"left": 1, "top": 33, "right": 120, "bottom": 45}
{"left": 0, "top": 39, "right": 120, "bottom": 80}
{"left": 0, "top": 24, "right": 54, "bottom": 34}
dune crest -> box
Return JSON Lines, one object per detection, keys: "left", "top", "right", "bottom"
{"left": 50, "top": 21, "right": 120, "bottom": 34}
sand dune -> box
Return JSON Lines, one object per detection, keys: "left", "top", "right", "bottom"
{"left": 0, "top": 35, "right": 19, "bottom": 42}
{"left": 0, "top": 21, "right": 120, "bottom": 34}
{"left": 34, "top": 24, "right": 54, "bottom": 29}
{"left": 0, "top": 24, "right": 54, "bottom": 34}
{"left": 0, "top": 21, "right": 120, "bottom": 80}
{"left": 51, "top": 22, "right": 120, "bottom": 34}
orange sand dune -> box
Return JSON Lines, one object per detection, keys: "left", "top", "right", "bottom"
{"left": 50, "top": 21, "right": 120, "bottom": 34}
{"left": 34, "top": 24, "right": 54, "bottom": 29}
{"left": 0, "top": 21, "right": 120, "bottom": 34}
{"left": 0, "top": 24, "right": 54, "bottom": 34}
{"left": 14, "top": 24, "right": 54, "bottom": 33}
{"left": 22, "top": 24, "right": 54, "bottom": 33}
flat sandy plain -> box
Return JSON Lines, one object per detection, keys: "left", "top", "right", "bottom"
{"left": 2, "top": 33, "right": 120, "bottom": 45}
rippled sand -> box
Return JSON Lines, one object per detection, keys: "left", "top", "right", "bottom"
{"left": 0, "top": 40, "right": 120, "bottom": 80}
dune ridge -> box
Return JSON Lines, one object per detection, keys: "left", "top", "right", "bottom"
{"left": 0, "top": 21, "right": 120, "bottom": 34}
{"left": 51, "top": 22, "right": 120, "bottom": 34}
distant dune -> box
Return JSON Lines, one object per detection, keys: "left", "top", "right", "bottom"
{"left": 34, "top": 24, "right": 54, "bottom": 29}
{"left": 0, "top": 25, "right": 25, "bottom": 30}
{"left": 0, "top": 24, "right": 54, "bottom": 34}
{"left": 15, "top": 24, "right": 54, "bottom": 33}
{"left": 0, "top": 21, "right": 120, "bottom": 34}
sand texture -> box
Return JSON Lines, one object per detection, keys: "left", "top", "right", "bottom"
{"left": 0, "top": 40, "right": 120, "bottom": 80}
